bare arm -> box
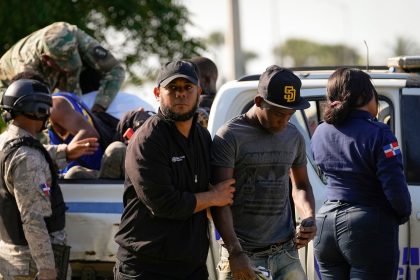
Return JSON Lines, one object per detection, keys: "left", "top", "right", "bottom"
{"left": 290, "top": 165, "right": 317, "bottom": 248}
{"left": 210, "top": 167, "right": 240, "bottom": 251}
{"left": 210, "top": 166, "right": 255, "bottom": 279}
{"left": 194, "top": 177, "right": 235, "bottom": 213}
{"left": 50, "top": 96, "right": 99, "bottom": 142}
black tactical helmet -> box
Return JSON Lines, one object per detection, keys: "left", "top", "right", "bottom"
{"left": 1, "top": 79, "right": 52, "bottom": 121}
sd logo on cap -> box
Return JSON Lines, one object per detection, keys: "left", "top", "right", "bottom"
{"left": 258, "top": 65, "right": 310, "bottom": 110}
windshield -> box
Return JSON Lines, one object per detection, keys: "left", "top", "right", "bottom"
{"left": 401, "top": 94, "right": 420, "bottom": 184}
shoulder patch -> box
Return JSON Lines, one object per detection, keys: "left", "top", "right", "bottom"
{"left": 39, "top": 183, "right": 51, "bottom": 197}
{"left": 93, "top": 46, "right": 108, "bottom": 59}
{"left": 383, "top": 141, "right": 401, "bottom": 158}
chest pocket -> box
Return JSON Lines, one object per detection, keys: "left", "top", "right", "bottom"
{"left": 170, "top": 154, "right": 190, "bottom": 192}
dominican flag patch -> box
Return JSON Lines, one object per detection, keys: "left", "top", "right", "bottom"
{"left": 383, "top": 141, "right": 401, "bottom": 158}
{"left": 39, "top": 183, "right": 50, "bottom": 197}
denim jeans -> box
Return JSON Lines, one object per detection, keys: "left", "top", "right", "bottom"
{"left": 314, "top": 201, "right": 399, "bottom": 280}
{"left": 217, "top": 239, "right": 307, "bottom": 280}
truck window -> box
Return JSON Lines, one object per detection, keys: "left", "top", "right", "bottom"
{"left": 401, "top": 94, "right": 420, "bottom": 184}
{"left": 304, "top": 100, "right": 327, "bottom": 137}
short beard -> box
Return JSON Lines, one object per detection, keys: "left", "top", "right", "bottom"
{"left": 161, "top": 103, "right": 198, "bottom": 122}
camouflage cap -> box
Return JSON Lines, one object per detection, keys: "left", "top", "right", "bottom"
{"left": 43, "top": 22, "right": 82, "bottom": 72}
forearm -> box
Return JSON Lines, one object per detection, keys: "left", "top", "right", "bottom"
{"left": 292, "top": 187, "right": 315, "bottom": 219}
{"left": 194, "top": 191, "right": 216, "bottom": 213}
{"left": 194, "top": 180, "right": 234, "bottom": 213}
{"left": 95, "top": 65, "right": 125, "bottom": 109}
{"left": 380, "top": 172, "right": 412, "bottom": 219}
{"left": 23, "top": 221, "right": 55, "bottom": 272}
{"left": 43, "top": 144, "right": 68, "bottom": 169}
{"left": 71, "top": 128, "right": 99, "bottom": 142}
{"left": 211, "top": 206, "right": 242, "bottom": 253}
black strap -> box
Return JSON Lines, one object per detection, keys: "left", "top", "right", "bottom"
{"left": 3, "top": 137, "right": 59, "bottom": 186}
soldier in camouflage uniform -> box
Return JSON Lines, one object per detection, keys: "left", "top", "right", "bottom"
{"left": 0, "top": 79, "right": 98, "bottom": 280}
{"left": 0, "top": 21, "right": 125, "bottom": 113}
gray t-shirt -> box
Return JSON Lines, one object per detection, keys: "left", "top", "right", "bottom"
{"left": 211, "top": 114, "right": 307, "bottom": 250}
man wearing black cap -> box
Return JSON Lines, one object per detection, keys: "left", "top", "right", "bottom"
{"left": 211, "top": 66, "right": 317, "bottom": 280}
{"left": 113, "top": 60, "right": 236, "bottom": 280}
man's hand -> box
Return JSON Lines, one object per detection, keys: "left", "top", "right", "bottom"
{"left": 209, "top": 178, "right": 235, "bottom": 207}
{"left": 229, "top": 252, "right": 256, "bottom": 280}
{"left": 66, "top": 137, "right": 99, "bottom": 161}
{"left": 91, "top": 104, "right": 106, "bottom": 113}
{"left": 295, "top": 217, "right": 317, "bottom": 249}
{"left": 37, "top": 268, "right": 57, "bottom": 280}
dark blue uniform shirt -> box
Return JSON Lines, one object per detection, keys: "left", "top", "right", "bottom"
{"left": 311, "top": 110, "right": 411, "bottom": 223}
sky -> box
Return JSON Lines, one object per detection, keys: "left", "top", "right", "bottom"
{"left": 134, "top": 0, "right": 420, "bottom": 108}
{"left": 182, "top": 0, "right": 420, "bottom": 78}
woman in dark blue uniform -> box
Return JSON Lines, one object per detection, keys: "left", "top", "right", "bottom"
{"left": 311, "top": 68, "right": 411, "bottom": 280}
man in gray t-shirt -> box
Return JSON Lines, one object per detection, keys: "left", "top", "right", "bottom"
{"left": 211, "top": 66, "right": 317, "bottom": 280}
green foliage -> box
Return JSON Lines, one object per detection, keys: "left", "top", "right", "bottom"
{"left": 0, "top": 0, "right": 204, "bottom": 83}
{"left": 0, "top": 117, "right": 6, "bottom": 133}
{"left": 273, "top": 38, "right": 361, "bottom": 67}
{"left": 206, "top": 31, "right": 225, "bottom": 48}
{"left": 391, "top": 37, "right": 420, "bottom": 56}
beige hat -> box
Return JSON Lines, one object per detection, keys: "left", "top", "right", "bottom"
{"left": 43, "top": 22, "right": 82, "bottom": 72}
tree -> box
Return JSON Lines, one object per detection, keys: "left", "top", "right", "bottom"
{"left": 273, "top": 38, "right": 361, "bottom": 67}
{"left": 391, "top": 36, "right": 420, "bottom": 56}
{"left": 0, "top": 0, "right": 204, "bottom": 83}
{"left": 206, "top": 31, "right": 225, "bottom": 49}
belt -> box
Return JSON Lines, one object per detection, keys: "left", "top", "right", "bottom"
{"left": 328, "top": 200, "right": 351, "bottom": 204}
{"left": 247, "top": 237, "right": 293, "bottom": 254}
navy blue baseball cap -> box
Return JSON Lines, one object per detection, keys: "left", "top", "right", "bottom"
{"left": 258, "top": 65, "right": 310, "bottom": 110}
{"left": 157, "top": 60, "right": 199, "bottom": 87}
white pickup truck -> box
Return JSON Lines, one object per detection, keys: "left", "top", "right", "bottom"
{"left": 61, "top": 56, "right": 420, "bottom": 279}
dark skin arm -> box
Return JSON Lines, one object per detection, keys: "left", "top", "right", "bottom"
{"left": 195, "top": 178, "right": 236, "bottom": 213}
{"left": 290, "top": 165, "right": 317, "bottom": 248}
{"left": 210, "top": 166, "right": 256, "bottom": 280}
{"left": 50, "top": 96, "right": 100, "bottom": 142}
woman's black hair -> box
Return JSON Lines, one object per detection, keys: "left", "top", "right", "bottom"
{"left": 324, "top": 68, "right": 378, "bottom": 125}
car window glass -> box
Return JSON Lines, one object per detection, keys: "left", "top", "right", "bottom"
{"left": 401, "top": 94, "right": 420, "bottom": 184}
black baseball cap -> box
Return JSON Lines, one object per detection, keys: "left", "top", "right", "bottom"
{"left": 258, "top": 65, "right": 310, "bottom": 110}
{"left": 156, "top": 60, "right": 199, "bottom": 87}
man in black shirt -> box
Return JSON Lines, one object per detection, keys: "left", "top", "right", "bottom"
{"left": 114, "top": 60, "right": 235, "bottom": 280}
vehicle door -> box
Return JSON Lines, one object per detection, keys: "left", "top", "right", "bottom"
{"left": 290, "top": 87, "right": 328, "bottom": 280}
{"left": 400, "top": 88, "right": 420, "bottom": 279}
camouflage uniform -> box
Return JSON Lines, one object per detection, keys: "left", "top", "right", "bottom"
{"left": 0, "top": 124, "right": 68, "bottom": 279}
{"left": 0, "top": 22, "right": 125, "bottom": 110}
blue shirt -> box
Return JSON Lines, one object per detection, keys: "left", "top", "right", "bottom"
{"left": 311, "top": 110, "right": 411, "bottom": 221}
{"left": 48, "top": 92, "right": 104, "bottom": 173}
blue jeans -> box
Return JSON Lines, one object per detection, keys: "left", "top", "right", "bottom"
{"left": 217, "top": 239, "right": 307, "bottom": 280}
{"left": 314, "top": 201, "right": 399, "bottom": 280}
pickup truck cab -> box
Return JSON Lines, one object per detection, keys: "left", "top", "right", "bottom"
{"left": 61, "top": 56, "right": 420, "bottom": 279}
